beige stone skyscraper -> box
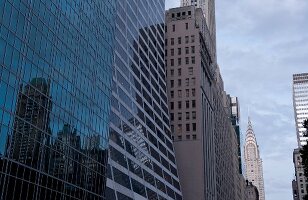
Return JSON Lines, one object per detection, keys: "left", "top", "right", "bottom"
{"left": 181, "top": 0, "right": 216, "bottom": 60}
{"left": 165, "top": 5, "right": 245, "bottom": 200}
{"left": 244, "top": 118, "right": 265, "bottom": 200}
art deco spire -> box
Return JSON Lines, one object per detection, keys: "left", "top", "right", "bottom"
{"left": 244, "top": 117, "right": 265, "bottom": 200}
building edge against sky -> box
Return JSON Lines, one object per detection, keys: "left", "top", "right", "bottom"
{"left": 0, "top": 0, "right": 116, "bottom": 199}
{"left": 165, "top": 2, "right": 246, "bottom": 200}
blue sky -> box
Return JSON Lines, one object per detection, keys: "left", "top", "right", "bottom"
{"left": 166, "top": 0, "right": 308, "bottom": 199}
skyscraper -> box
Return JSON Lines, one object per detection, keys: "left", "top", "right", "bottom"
{"left": 165, "top": 5, "right": 245, "bottom": 200}
{"left": 105, "top": 0, "right": 182, "bottom": 199}
{"left": 244, "top": 118, "right": 265, "bottom": 200}
{"left": 293, "top": 73, "right": 308, "bottom": 146}
{"left": 0, "top": 0, "right": 116, "bottom": 199}
{"left": 292, "top": 73, "right": 308, "bottom": 200}
{"left": 180, "top": 0, "right": 217, "bottom": 60}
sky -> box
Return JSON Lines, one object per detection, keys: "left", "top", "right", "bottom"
{"left": 166, "top": 0, "right": 308, "bottom": 200}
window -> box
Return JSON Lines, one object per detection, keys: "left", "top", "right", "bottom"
{"left": 186, "top": 101, "right": 189, "bottom": 108}
{"left": 178, "top": 113, "right": 182, "bottom": 120}
{"left": 165, "top": 50, "right": 167, "bottom": 56}
{"left": 178, "top": 135, "right": 182, "bottom": 140}
{"left": 170, "top": 91, "right": 174, "bottom": 98}
{"left": 178, "top": 48, "right": 181, "bottom": 55}
{"left": 170, "top": 69, "right": 174, "bottom": 76}
{"left": 165, "top": 39, "right": 168, "bottom": 46}
{"left": 172, "top": 24, "right": 175, "bottom": 32}
{"left": 188, "top": 11, "right": 191, "bottom": 15}
{"left": 171, "top": 38, "right": 174, "bottom": 45}
{"left": 186, "top": 135, "right": 190, "bottom": 139}
{"left": 171, "top": 49, "right": 174, "bottom": 56}
{"left": 178, "top": 37, "right": 182, "bottom": 44}
{"left": 170, "top": 80, "right": 174, "bottom": 88}
{"left": 185, "top": 36, "right": 189, "bottom": 44}
{"left": 192, "top": 123, "right": 196, "bottom": 131}
{"left": 171, "top": 59, "right": 174, "bottom": 66}
{"left": 178, "top": 58, "right": 182, "bottom": 65}
{"left": 170, "top": 113, "right": 174, "bottom": 121}
{"left": 192, "top": 77, "right": 196, "bottom": 85}
{"left": 178, "top": 68, "right": 182, "bottom": 76}
{"left": 178, "top": 101, "right": 182, "bottom": 109}
{"left": 192, "top": 134, "right": 197, "bottom": 140}
{"left": 178, "top": 90, "right": 182, "bottom": 98}
{"left": 185, "top": 23, "right": 188, "bottom": 30}
{"left": 191, "top": 56, "right": 195, "bottom": 64}
{"left": 185, "top": 47, "right": 189, "bottom": 54}
{"left": 192, "top": 89, "right": 195, "bottom": 96}
{"left": 185, "top": 57, "right": 189, "bottom": 64}
{"left": 186, "top": 124, "right": 190, "bottom": 131}
{"left": 178, "top": 124, "right": 182, "bottom": 132}
{"left": 170, "top": 102, "right": 174, "bottom": 110}
{"left": 185, "top": 78, "right": 189, "bottom": 86}
{"left": 178, "top": 79, "right": 181, "bottom": 87}
{"left": 186, "top": 112, "right": 190, "bottom": 120}
{"left": 192, "top": 100, "right": 196, "bottom": 108}
{"left": 185, "top": 89, "right": 189, "bottom": 97}
{"left": 191, "top": 46, "right": 195, "bottom": 53}
{"left": 188, "top": 67, "right": 193, "bottom": 75}
{"left": 191, "top": 35, "right": 195, "bottom": 43}
{"left": 192, "top": 111, "right": 196, "bottom": 119}
{"left": 171, "top": 125, "right": 174, "bottom": 132}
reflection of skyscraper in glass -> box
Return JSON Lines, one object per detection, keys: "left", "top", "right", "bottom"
{"left": 0, "top": 0, "right": 116, "bottom": 199}
{"left": 106, "top": 0, "right": 182, "bottom": 199}
{"left": 8, "top": 78, "right": 52, "bottom": 170}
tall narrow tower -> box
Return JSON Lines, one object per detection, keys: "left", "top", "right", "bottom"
{"left": 244, "top": 118, "right": 265, "bottom": 200}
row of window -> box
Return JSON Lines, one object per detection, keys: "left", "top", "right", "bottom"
{"left": 166, "top": 35, "right": 195, "bottom": 46}
{"left": 167, "top": 46, "right": 195, "bottom": 56}
{"left": 170, "top": 111, "right": 197, "bottom": 121}
{"left": 169, "top": 57, "right": 195, "bottom": 66}
{"left": 170, "top": 77, "right": 196, "bottom": 88}
{"left": 171, "top": 123, "right": 197, "bottom": 133}
{"left": 170, "top": 100, "right": 196, "bottom": 110}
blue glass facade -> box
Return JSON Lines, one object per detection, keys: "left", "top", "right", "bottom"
{"left": 106, "top": 0, "right": 182, "bottom": 199}
{"left": 0, "top": 0, "right": 115, "bottom": 199}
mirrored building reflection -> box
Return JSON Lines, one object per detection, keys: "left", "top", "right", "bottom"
{"left": 0, "top": 0, "right": 116, "bottom": 199}
{"left": 106, "top": 0, "right": 183, "bottom": 199}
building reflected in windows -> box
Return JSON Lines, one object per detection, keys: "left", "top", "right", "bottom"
{"left": 7, "top": 78, "right": 52, "bottom": 170}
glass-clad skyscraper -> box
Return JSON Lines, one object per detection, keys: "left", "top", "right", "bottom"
{"left": 293, "top": 73, "right": 308, "bottom": 146}
{"left": 0, "top": 0, "right": 116, "bottom": 199}
{"left": 106, "top": 0, "right": 182, "bottom": 199}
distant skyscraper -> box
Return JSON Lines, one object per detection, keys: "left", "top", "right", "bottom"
{"left": 0, "top": 0, "right": 116, "bottom": 199}
{"left": 105, "top": 0, "right": 182, "bottom": 199}
{"left": 244, "top": 118, "right": 265, "bottom": 200}
{"left": 293, "top": 73, "right": 308, "bottom": 146}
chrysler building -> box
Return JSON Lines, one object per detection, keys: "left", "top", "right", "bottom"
{"left": 244, "top": 118, "right": 265, "bottom": 200}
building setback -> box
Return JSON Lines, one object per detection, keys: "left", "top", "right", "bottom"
{"left": 0, "top": 0, "right": 116, "bottom": 199}
{"left": 105, "top": 0, "right": 182, "bottom": 199}
{"left": 244, "top": 119, "right": 265, "bottom": 200}
{"left": 165, "top": 5, "right": 245, "bottom": 200}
